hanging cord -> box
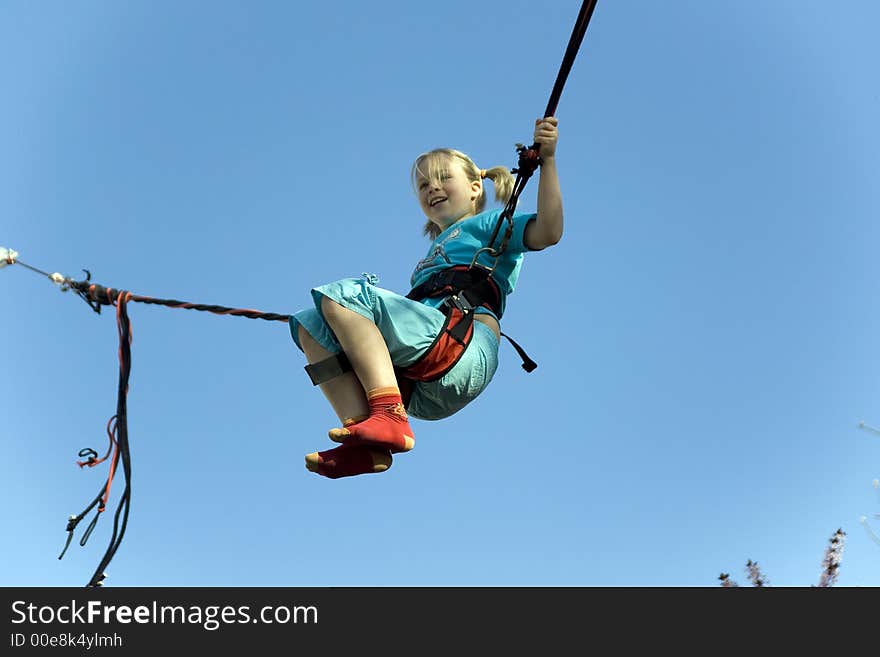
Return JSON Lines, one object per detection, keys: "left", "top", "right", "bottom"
{"left": 5, "top": 253, "right": 289, "bottom": 586}
{"left": 66, "top": 277, "right": 287, "bottom": 587}
{"left": 58, "top": 292, "right": 132, "bottom": 587}
{"left": 474, "top": 0, "right": 599, "bottom": 270}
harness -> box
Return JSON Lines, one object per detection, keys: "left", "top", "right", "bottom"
{"left": 404, "top": 264, "right": 536, "bottom": 376}
{"left": 305, "top": 264, "right": 537, "bottom": 407}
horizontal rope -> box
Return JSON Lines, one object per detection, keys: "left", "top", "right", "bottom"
{"left": 71, "top": 281, "right": 291, "bottom": 323}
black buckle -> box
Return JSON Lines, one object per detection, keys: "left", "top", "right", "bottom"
{"left": 447, "top": 292, "right": 475, "bottom": 314}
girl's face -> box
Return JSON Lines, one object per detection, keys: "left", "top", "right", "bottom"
{"left": 415, "top": 156, "right": 482, "bottom": 230}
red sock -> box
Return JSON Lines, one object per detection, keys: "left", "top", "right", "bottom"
{"left": 328, "top": 413, "right": 368, "bottom": 444}
{"left": 304, "top": 444, "right": 392, "bottom": 479}
{"left": 328, "top": 387, "right": 415, "bottom": 453}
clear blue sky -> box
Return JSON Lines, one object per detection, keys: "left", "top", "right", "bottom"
{"left": 3, "top": 1, "right": 879, "bottom": 587}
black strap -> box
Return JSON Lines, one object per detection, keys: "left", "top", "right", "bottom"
{"left": 501, "top": 332, "right": 537, "bottom": 372}
{"left": 304, "top": 352, "right": 353, "bottom": 386}
{"left": 447, "top": 304, "right": 475, "bottom": 344}
{"left": 406, "top": 266, "right": 502, "bottom": 318}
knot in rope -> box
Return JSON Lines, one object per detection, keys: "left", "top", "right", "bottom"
{"left": 510, "top": 144, "right": 543, "bottom": 180}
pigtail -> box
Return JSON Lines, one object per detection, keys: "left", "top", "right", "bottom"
{"left": 480, "top": 166, "right": 515, "bottom": 208}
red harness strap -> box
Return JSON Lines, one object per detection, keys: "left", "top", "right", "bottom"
{"left": 398, "top": 305, "right": 475, "bottom": 383}
{"left": 399, "top": 265, "right": 499, "bottom": 382}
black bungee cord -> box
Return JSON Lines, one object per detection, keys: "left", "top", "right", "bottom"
{"left": 477, "top": 0, "right": 599, "bottom": 269}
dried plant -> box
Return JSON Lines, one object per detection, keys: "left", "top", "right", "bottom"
{"left": 745, "top": 560, "right": 768, "bottom": 587}
{"left": 816, "top": 528, "right": 846, "bottom": 587}
{"left": 718, "top": 573, "right": 739, "bottom": 587}
{"left": 719, "top": 529, "right": 846, "bottom": 587}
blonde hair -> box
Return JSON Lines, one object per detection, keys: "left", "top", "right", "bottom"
{"left": 410, "top": 148, "right": 515, "bottom": 239}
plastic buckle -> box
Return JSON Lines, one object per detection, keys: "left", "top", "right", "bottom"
{"left": 448, "top": 292, "right": 475, "bottom": 314}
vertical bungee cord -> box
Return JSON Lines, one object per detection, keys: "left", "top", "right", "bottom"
{"left": 543, "top": 0, "right": 599, "bottom": 120}
{"left": 477, "top": 0, "right": 599, "bottom": 269}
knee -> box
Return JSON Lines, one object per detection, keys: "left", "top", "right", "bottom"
{"left": 320, "top": 296, "right": 345, "bottom": 322}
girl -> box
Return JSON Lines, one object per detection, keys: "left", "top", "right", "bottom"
{"left": 290, "top": 117, "right": 562, "bottom": 479}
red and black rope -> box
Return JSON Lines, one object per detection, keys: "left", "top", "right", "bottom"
{"left": 73, "top": 281, "right": 290, "bottom": 323}
{"left": 59, "top": 280, "right": 288, "bottom": 587}
{"left": 60, "top": 291, "right": 134, "bottom": 587}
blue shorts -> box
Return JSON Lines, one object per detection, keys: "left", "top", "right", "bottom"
{"left": 289, "top": 275, "right": 499, "bottom": 420}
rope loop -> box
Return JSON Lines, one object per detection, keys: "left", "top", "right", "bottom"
{"left": 77, "top": 448, "right": 100, "bottom": 468}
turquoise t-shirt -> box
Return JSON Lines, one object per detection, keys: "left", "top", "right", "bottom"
{"left": 409, "top": 208, "right": 537, "bottom": 319}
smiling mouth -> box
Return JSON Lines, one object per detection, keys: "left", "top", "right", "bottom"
{"left": 429, "top": 197, "right": 447, "bottom": 207}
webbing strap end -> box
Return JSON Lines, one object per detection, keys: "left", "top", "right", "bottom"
{"left": 304, "top": 352, "right": 353, "bottom": 386}
{"left": 500, "top": 332, "right": 538, "bottom": 373}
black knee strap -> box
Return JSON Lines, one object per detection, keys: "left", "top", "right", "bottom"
{"left": 304, "top": 352, "right": 353, "bottom": 385}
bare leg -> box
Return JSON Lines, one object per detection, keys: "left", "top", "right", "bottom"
{"left": 319, "top": 297, "right": 398, "bottom": 391}
{"left": 298, "top": 324, "right": 391, "bottom": 477}
{"left": 298, "top": 325, "right": 368, "bottom": 422}
{"left": 320, "top": 297, "right": 415, "bottom": 453}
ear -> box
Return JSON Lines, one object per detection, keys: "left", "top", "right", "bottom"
{"left": 470, "top": 178, "right": 482, "bottom": 201}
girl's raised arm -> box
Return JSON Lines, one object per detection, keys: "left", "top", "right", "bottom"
{"left": 524, "top": 117, "right": 564, "bottom": 251}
